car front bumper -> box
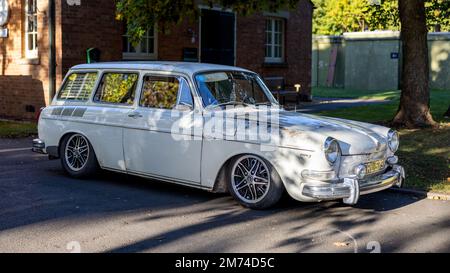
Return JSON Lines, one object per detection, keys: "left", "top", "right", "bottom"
{"left": 302, "top": 165, "right": 405, "bottom": 205}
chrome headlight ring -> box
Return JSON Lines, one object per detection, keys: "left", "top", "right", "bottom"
{"left": 388, "top": 130, "right": 399, "bottom": 153}
{"left": 324, "top": 137, "right": 341, "bottom": 165}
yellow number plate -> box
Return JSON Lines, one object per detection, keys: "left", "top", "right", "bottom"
{"left": 365, "top": 159, "right": 385, "bottom": 175}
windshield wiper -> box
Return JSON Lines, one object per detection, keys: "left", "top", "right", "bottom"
{"left": 206, "top": 101, "right": 253, "bottom": 110}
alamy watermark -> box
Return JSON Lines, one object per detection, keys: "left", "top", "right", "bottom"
{"left": 170, "top": 105, "right": 281, "bottom": 152}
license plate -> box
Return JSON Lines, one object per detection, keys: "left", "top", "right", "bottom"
{"left": 365, "top": 159, "right": 385, "bottom": 175}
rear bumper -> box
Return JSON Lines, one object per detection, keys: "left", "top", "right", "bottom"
{"left": 32, "top": 138, "right": 46, "bottom": 154}
{"left": 32, "top": 139, "right": 59, "bottom": 158}
{"left": 302, "top": 165, "right": 405, "bottom": 205}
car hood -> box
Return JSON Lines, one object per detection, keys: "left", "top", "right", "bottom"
{"left": 276, "top": 111, "right": 390, "bottom": 155}
{"left": 220, "top": 109, "right": 391, "bottom": 155}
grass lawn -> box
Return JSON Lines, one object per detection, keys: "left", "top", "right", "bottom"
{"left": 313, "top": 87, "right": 401, "bottom": 101}
{"left": 315, "top": 88, "right": 448, "bottom": 123}
{"left": 314, "top": 87, "right": 450, "bottom": 194}
{"left": 397, "top": 126, "right": 450, "bottom": 193}
{"left": 0, "top": 120, "right": 37, "bottom": 138}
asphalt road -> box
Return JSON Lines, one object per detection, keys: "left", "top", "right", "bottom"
{"left": 0, "top": 138, "right": 449, "bottom": 253}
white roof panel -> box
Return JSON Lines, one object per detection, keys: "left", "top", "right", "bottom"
{"left": 71, "top": 61, "right": 252, "bottom": 76}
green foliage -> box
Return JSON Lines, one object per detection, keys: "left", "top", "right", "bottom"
{"left": 313, "top": 0, "right": 370, "bottom": 35}
{"left": 0, "top": 121, "right": 37, "bottom": 138}
{"left": 365, "top": 0, "right": 400, "bottom": 31}
{"left": 117, "top": 0, "right": 448, "bottom": 39}
{"left": 97, "top": 73, "right": 138, "bottom": 105}
{"left": 140, "top": 77, "right": 180, "bottom": 109}
{"left": 312, "top": 0, "right": 450, "bottom": 35}
{"left": 425, "top": 0, "right": 450, "bottom": 32}
{"left": 116, "top": 0, "right": 300, "bottom": 44}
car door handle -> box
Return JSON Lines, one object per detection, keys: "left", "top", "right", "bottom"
{"left": 128, "top": 111, "right": 143, "bottom": 118}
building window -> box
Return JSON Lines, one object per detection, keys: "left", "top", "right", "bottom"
{"left": 122, "top": 26, "right": 157, "bottom": 60}
{"left": 265, "top": 18, "right": 284, "bottom": 63}
{"left": 25, "top": 0, "right": 38, "bottom": 59}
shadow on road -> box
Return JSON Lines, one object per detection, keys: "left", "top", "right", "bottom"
{"left": 2, "top": 149, "right": 442, "bottom": 253}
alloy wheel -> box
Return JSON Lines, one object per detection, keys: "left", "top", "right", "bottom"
{"left": 64, "top": 134, "right": 90, "bottom": 172}
{"left": 231, "top": 155, "right": 271, "bottom": 204}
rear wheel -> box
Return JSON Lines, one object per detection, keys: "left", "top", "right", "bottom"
{"left": 227, "top": 155, "right": 284, "bottom": 209}
{"left": 60, "top": 133, "right": 98, "bottom": 178}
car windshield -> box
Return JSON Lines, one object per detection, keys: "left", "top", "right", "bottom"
{"left": 195, "top": 71, "right": 277, "bottom": 109}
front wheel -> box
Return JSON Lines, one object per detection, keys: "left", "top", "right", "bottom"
{"left": 60, "top": 133, "right": 98, "bottom": 178}
{"left": 227, "top": 155, "right": 284, "bottom": 209}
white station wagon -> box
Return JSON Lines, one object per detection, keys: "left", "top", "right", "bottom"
{"left": 33, "top": 62, "right": 405, "bottom": 209}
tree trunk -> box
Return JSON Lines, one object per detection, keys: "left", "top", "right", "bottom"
{"left": 445, "top": 105, "right": 450, "bottom": 117}
{"left": 392, "top": 0, "right": 437, "bottom": 128}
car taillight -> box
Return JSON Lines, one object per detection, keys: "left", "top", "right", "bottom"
{"left": 35, "top": 107, "right": 45, "bottom": 122}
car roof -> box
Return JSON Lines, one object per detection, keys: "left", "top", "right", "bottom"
{"left": 70, "top": 61, "right": 252, "bottom": 75}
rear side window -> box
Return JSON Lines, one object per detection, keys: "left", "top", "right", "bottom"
{"left": 140, "top": 76, "right": 193, "bottom": 109}
{"left": 93, "top": 72, "right": 139, "bottom": 105}
{"left": 57, "top": 72, "right": 98, "bottom": 101}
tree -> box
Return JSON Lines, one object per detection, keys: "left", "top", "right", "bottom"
{"left": 392, "top": 0, "right": 437, "bottom": 128}
{"left": 313, "top": 0, "right": 370, "bottom": 35}
{"left": 425, "top": 0, "right": 450, "bottom": 32}
{"left": 118, "top": 0, "right": 444, "bottom": 128}
{"left": 312, "top": 0, "right": 450, "bottom": 35}
{"left": 116, "top": 0, "right": 300, "bottom": 44}
{"left": 445, "top": 105, "right": 450, "bottom": 118}
{"left": 365, "top": 0, "right": 400, "bottom": 31}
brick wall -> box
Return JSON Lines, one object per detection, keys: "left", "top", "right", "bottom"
{"left": 1, "top": 0, "right": 313, "bottom": 119}
{"left": 0, "top": 0, "right": 54, "bottom": 120}
{"left": 158, "top": 20, "right": 200, "bottom": 61}
{"left": 60, "top": 0, "right": 123, "bottom": 75}
{"left": 237, "top": 0, "right": 313, "bottom": 97}
{"left": 58, "top": 3, "right": 200, "bottom": 71}
{"left": 0, "top": 75, "right": 45, "bottom": 119}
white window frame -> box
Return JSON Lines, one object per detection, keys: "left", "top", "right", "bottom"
{"left": 265, "top": 18, "right": 285, "bottom": 63}
{"left": 24, "top": 0, "right": 38, "bottom": 59}
{"left": 122, "top": 26, "right": 157, "bottom": 60}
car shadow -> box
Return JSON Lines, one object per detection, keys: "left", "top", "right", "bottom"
{"left": 0, "top": 157, "right": 428, "bottom": 253}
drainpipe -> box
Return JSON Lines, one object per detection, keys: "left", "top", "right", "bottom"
{"left": 48, "top": 0, "right": 56, "bottom": 101}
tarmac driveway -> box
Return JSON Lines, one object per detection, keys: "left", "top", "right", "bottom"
{"left": 0, "top": 138, "right": 449, "bottom": 253}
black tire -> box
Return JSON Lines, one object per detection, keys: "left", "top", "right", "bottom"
{"left": 227, "top": 155, "right": 284, "bottom": 210}
{"left": 60, "top": 133, "right": 98, "bottom": 178}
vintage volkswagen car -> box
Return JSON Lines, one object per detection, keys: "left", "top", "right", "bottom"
{"left": 33, "top": 62, "right": 404, "bottom": 209}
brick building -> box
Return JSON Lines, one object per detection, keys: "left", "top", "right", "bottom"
{"left": 0, "top": 0, "right": 313, "bottom": 119}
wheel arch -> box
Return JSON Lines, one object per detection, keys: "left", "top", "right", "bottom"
{"left": 211, "top": 152, "right": 283, "bottom": 194}
{"left": 58, "top": 131, "right": 97, "bottom": 159}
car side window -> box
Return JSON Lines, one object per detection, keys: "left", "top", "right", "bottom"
{"left": 57, "top": 72, "right": 98, "bottom": 101}
{"left": 140, "top": 76, "right": 193, "bottom": 110}
{"left": 93, "top": 72, "right": 139, "bottom": 105}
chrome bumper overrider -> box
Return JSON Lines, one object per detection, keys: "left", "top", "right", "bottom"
{"left": 32, "top": 138, "right": 46, "bottom": 154}
{"left": 302, "top": 165, "right": 405, "bottom": 205}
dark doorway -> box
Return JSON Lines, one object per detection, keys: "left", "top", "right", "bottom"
{"left": 200, "top": 9, "right": 235, "bottom": 66}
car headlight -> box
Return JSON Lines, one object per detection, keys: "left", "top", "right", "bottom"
{"left": 324, "top": 137, "right": 340, "bottom": 164}
{"left": 388, "top": 130, "right": 399, "bottom": 153}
